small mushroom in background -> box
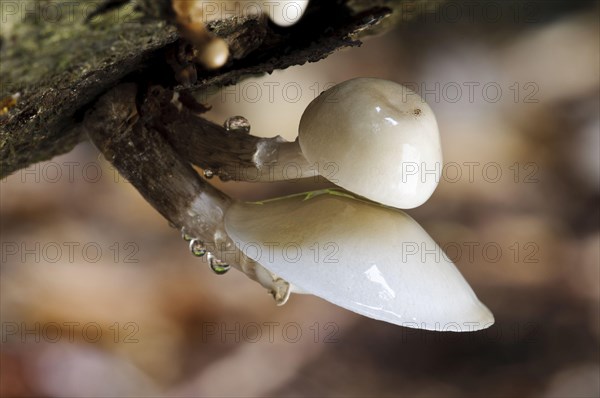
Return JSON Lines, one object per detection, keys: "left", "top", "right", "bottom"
{"left": 298, "top": 77, "right": 443, "bottom": 209}
{"left": 264, "top": 1, "right": 310, "bottom": 27}
{"left": 224, "top": 189, "right": 494, "bottom": 331}
{"left": 172, "top": 0, "right": 230, "bottom": 69}
{"left": 171, "top": 0, "right": 311, "bottom": 70}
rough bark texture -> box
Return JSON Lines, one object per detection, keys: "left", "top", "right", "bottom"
{"left": 84, "top": 82, "right": 294, "bottom": 302}
{"left": 0, "top": 1, "right": 179, "bottom": 177}
{"left": 0, "top": 0, "right": 438, "bottom": 178}
{"left": 83, "top": 83, "right": 231, "bottom": 240}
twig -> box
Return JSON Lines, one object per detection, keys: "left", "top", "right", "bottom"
{"left": 84, "top": 83, "right": 292, "bottom": 303}
{"left": 144, "top": 86, "right": 314, "bottom": 182}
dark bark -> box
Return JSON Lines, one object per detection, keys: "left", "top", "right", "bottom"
{"left": 84, "top": 83, "right": 230, "bottom": 241}
{"left": 0, "top": 0, "right": 393, "bottom": 178}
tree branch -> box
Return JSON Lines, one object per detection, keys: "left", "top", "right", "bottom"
{"left": 84, "top": 83, "right": 293, "bottom": 303}
{"left": 0, "top": 1, "right": 390, "bottom": 178}
{"left": 143, "top": 86, "right": 313, "bottom": 182}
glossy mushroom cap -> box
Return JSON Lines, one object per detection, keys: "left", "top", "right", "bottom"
{"left": 225, "top": 190, "right": 494, "bottom": 331}
{"left": 299, "top": 78, "right": 442, "bottom": 209}
{"left": 266, "top": 1, "right": 310, "bottom": 27}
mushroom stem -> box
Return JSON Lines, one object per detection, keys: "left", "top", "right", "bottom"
{"left": 84, "top": 83, "right": 291, "bottom": 303}
{"left": 147, "top": 86, "right": 317, "bottom": 182}
{"left": 234, "top": 139, "right": 317, "bottom": 183}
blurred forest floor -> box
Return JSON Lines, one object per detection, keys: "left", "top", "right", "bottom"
{"left": 1, "top": 1, "right": 599, "bottom": 397}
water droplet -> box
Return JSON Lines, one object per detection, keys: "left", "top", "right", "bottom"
{"left": 204, "top": 169, "right": 214, "bottom": 179}
{"left": 208, "top": 253, "right": 230, "bottom": 275}
{"left": 218, "top": 170, "right": 232, "bottom": 182}
{"left": 224, "top": 116, "right": 250, "bottom": 134}
{"left": 181, "top": 228, "right": 193, "bottom": 241}
{"left": 189, "top": 239, "right": 207, "bottom": 257}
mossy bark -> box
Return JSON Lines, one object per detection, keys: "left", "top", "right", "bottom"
{"left": 0, "top": 1, "right": 179, "bottom": 176}
{"left": 0, "top": 0, "right": 435, "bottom": 178}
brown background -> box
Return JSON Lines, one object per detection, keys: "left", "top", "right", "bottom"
{"left": 1, "top": 1, "right": 599, "bottom": 396}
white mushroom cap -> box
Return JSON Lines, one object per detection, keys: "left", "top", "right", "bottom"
{"left": 299, "top": 78, "right": 442, "bottom": 209}
{"left": 198, "top": 37, "right": 229, "bottom": 69}
{"left": 225, "top": 190, "right": 494, "bottom": 331}
{"left": 265, "top": 1, "right": 310, "bottom": 27}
